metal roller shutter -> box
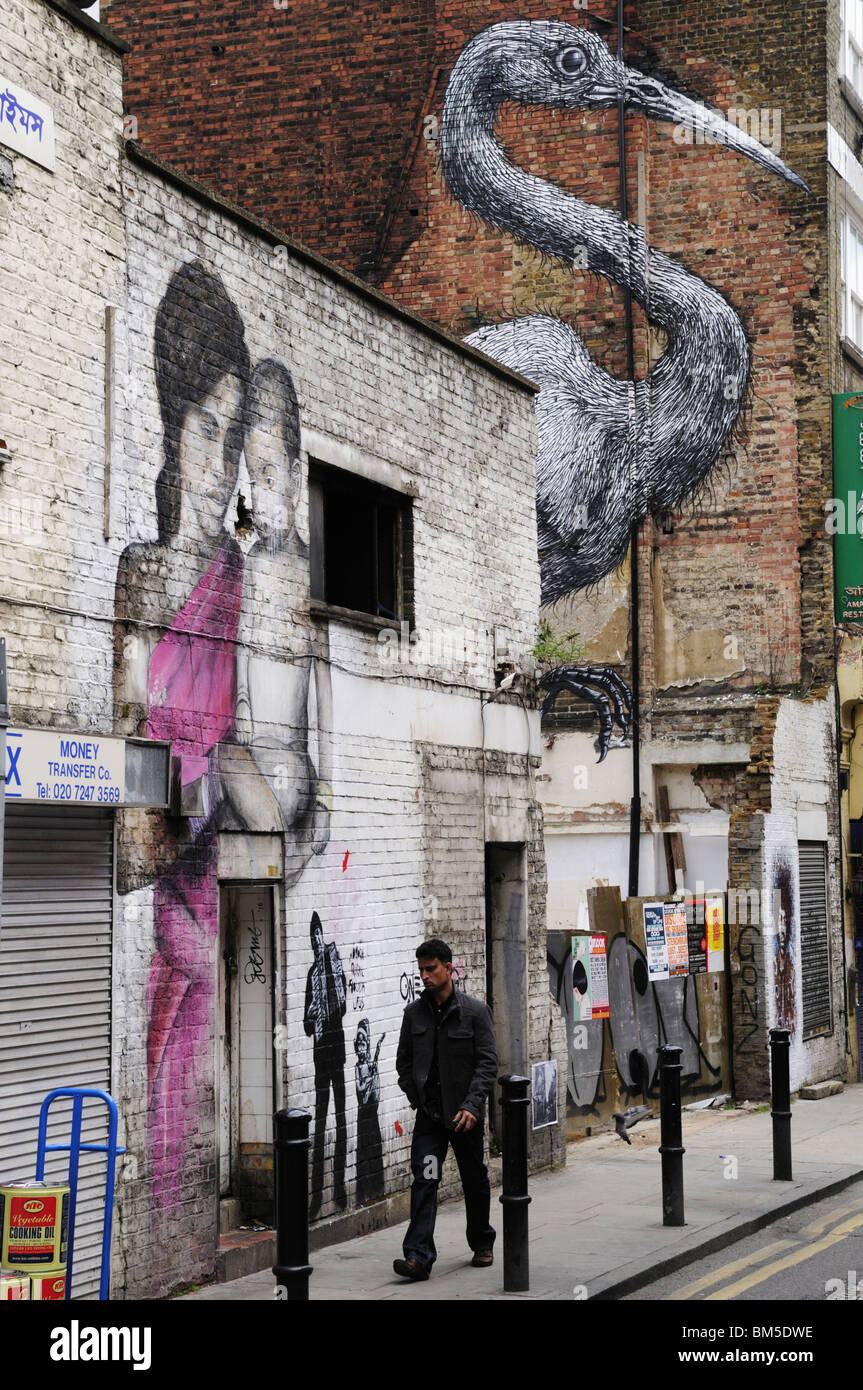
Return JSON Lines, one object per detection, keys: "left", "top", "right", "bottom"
{"left": 0, "top": 805, "right": 113, "bottom": 1299}
{"left": 798, "top": 840, "right": 832, "bottom": 1040}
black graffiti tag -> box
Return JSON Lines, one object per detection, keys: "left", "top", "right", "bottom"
{"left": 244, "top": 921, "right": 266, "bottom": 984}
{"left": 734, "top": 924, "right": 761, "bottom": 1053}
{"left": 399, "top": 970, "right": 423, "bottom": 1003}
{"left": 349, "top": 944, "right": 365, "bottom": 1011}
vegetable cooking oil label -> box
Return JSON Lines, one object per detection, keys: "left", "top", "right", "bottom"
{"left": 0, "top": 1183, "right": 69, "bottom": 1269}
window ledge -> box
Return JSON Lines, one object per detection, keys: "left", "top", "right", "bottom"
{"left": 309, "top": 599, "right": 406, "bottom": 635}
{"left": 841, "top": 334, "right": 863, "bottom": 372}
{"left": 839, "top": 74, "right": 863, "bottom": 125}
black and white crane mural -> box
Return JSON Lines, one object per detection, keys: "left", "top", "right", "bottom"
{"left": 440, "top": 20, "right": 807, "bottom": 754}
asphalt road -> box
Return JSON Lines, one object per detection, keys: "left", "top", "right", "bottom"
{"left": 623, "top": 1178, "right": 863, "bottom": 1301}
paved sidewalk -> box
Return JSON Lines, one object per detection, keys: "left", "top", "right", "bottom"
{"left": 182, "top": 1084, "right": 863, "bottom": 1301}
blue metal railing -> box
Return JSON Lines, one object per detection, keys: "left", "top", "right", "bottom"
{"left": 35, "top": 1088, "right": 125, "bottom": 1301}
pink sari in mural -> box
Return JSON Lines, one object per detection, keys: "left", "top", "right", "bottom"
{"left": 145, "top": 536, "right": 243, "bottom": 1210}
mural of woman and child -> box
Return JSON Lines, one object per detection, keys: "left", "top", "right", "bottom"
{"left": 114, "top": 259, "right": 332, "bottom": 1216}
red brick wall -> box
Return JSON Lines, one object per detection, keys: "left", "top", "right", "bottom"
{"left": 105, "top": 0, "right": 437, "bottom": 274}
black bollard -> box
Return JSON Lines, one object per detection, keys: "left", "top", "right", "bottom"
{"left": 769, "top": 1028, "right": 793, "bottom": 1181}
{"left": 658, "top": 1044, "right": 685, "bottom": 1226}
{"left": 272, "top": 1108, "right": 313, "bottom": 1300}
{"left": 498, "top": 1074, "right": 531, "bottom": 1292}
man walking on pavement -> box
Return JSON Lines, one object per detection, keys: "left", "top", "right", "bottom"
{"left": 394, "top": 937, "right": 498, "bottom": 1281}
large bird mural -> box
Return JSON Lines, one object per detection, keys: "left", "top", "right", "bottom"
{"left": 440, "top": 20, "right": 808, "bottom": 754}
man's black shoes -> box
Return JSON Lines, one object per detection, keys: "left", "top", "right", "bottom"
{"left": 471, "top": 1249, "right": 494, "bottom": 1267}
{"left": 393, "top": 1257, "right": 430, "bottom": 1281}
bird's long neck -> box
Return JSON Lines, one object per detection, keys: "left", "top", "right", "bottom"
{"left": 441, "top": 81, "right": 746, "bottom": 343}
{"left": 440, "top": 76, "right": 750, "bottom": 511}
{"left": 442, "top": 80, "right": 653, "bottom": 306}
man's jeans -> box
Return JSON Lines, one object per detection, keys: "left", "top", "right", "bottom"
{"left": 402, "top": 1110, "right": 495, "bottom": 1271}
{"left": 310, "top": 1034, "right": 347, "bottom": 1215}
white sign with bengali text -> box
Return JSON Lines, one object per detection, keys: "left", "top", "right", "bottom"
{"left": 5, "top": 728, "right": 125, "bottom": 805}
{"left": 0, "top": 76, "right": 55, "bottom": 173}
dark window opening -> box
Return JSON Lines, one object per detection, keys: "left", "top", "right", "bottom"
{"left": 309, "top": 461, "right": 412, "bottom": 622}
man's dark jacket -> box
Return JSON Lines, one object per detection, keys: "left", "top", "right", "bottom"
{"left": 396, "top": 989, "right": 498, "bottom": 1126}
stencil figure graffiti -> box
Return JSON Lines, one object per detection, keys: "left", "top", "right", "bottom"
{"left": 304, "top": 911, "right": 348, "bottom": 1217}
{"left": 354, "top": 1018, "right": 386, "bottom": 1205}
{"left": 440, "top": 20, "right": 807, "bottom": 736}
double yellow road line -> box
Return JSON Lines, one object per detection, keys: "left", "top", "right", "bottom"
{"left": 669, "top": 1194, "right": 863, "bottom": 1300}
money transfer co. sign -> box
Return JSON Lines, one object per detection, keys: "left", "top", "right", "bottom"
{"left": 5, "top": 728, "right": 125, "bottom": 805}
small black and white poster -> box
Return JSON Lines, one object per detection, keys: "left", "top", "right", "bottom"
{"left": 531, "top": 1059, "right": 558, "bottom": 1130}
{"left": 684, "top": 900, "right": 708, "bottom": 975}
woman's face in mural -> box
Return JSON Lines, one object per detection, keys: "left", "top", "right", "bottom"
{"left": 178, "top": 373, "right": 244, "bottom": 542}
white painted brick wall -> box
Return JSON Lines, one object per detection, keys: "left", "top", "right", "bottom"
{"left": 0, "top": 0, "right": 125, "bottom": 730}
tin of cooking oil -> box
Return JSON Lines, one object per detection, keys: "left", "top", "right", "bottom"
{"left": 0, "top": 1181, "right": 69, "bottom": 1270}
{"left": 29, "top": 1272, "right": 66, "bottom": 1300}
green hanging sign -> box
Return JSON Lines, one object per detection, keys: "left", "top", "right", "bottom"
{"left": 832, "top": 393, "right": 863, "bottom": 622}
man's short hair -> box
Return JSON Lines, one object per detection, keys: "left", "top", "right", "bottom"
{"left": 416, "top": 938, "right": 452, "bottom": 965}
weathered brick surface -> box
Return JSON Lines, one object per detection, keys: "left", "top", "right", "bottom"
{"left": 99, "top": 0, "right": 835, "bottom": 716}
{"left": 102, "top": 0, "right": 848, "bottom": 1114}
{"left": 1, "top": 0, "right": 570, "bottom": 1301}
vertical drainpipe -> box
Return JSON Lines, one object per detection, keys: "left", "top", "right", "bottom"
{"left": 618, "top": 1, "right": 642, "bottom": 899}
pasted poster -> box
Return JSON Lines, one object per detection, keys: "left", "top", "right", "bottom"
{"left": 684, "top": 901, "right": 708, "bottom": 976}
{"left": 531, "top": 1059, "right": 559, "bottom": 1130}
{"left": 706, "top": 896, "right": 725, "bottom": 973}
{"left": 643, "top": 902, "right": 669, "bottom": 981}
{"left": 663, "top": 903, "right": 689, "bottom": 977}
{"left": 572, "top": 934, "right": 592, "bottom": 1021}
{"left": 589, "top": 934, "right": 610, "bottom": 1020}
{"left": 572, "top": 933, "right": 609, "bottom": 1020}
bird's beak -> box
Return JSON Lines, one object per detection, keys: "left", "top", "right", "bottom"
{"left": 624, "top": 68, "right": 809, "bottom": 192}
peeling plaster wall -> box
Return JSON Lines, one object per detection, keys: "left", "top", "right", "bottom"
{"left": 762, "top": 697, "right": 845, "bottom": 1091}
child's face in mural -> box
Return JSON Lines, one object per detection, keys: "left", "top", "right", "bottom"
{"left": 179, "top": 374, "right": 244, "bottom": 542}
{"left": 244, "top": 392, "right": 299, "bottom": 546}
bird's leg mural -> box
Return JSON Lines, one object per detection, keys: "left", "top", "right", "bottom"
{"left": 440, "top": 21, "right": 808, "bottom": 604}
{"left": 540, "top": 664, "right": 633, "bottom": 762}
